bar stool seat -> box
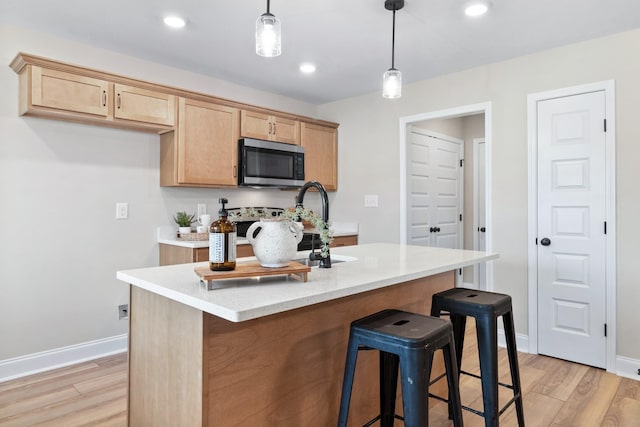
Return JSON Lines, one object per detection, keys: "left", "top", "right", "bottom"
{"left": 431, "top": 288, "right": 525, "bottom": 427}
{"left": 337, "top": 309, "right": 464, "bottom": 427}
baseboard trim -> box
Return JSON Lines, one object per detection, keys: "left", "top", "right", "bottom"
{"left": 0, "top": 334, "right": 128, "bottom": 383}
{"left": 497, "top": 328, "right": 530, "bottom": 353}
{"left": 616, "top": 356, "right": 640, "bottom": 381}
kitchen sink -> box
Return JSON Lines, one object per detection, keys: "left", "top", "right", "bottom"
{"left": 292, "top": 254, "right": 357, "bottom": 267}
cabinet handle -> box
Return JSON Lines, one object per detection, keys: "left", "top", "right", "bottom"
{"left": 101, "top": 90, "right": 107, "bottom": 107}
{"left": 272, "top": 122, "right": 276, "bottom": 135}
{"left": 233, "top": 165, "right": 237, "bottom": 178}
{"left": 268, "top": 122, "right": 273, "bottom": 135}
{"left": 116, "top": 93, "right": 121, "bottom": 109}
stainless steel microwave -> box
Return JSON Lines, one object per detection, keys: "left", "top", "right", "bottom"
{"left": 238, "top": 138, "right": 305, "bottom": 188}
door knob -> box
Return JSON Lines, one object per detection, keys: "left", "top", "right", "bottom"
{"left": 540, "top": 237, "right": 551, "bottom": 246}
{"left": 429, "top": 227, "right": 435, "bottom": 233}
{"left": 480, "top": 227, "right": 486, "bottom": 232}
{"left": 435, "top": 227, "right": 441, "bottom": 232}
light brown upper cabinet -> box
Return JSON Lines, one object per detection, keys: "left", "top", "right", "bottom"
{"left": 28, "top": 66, "right": 110, "bottom": 118}
{"left": 12, "top": 59, "right": 175, "bottom": 133}
{"left": 301, "top": 122, "right": 338, "bottom": 191}
{"left": 11, "top": 53, "right": 339, "bottom": 189}
{"left": 113, "top": 84, "right": 175, "bottom": 127}
{"left": 240, "top": 110, "right": 300, "bottom": 145}
{"left": 161, "top": 98, "right": 239, "bottom": 187}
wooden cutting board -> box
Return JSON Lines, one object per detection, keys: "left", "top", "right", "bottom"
{"left": 194, "top": 261, "right": 311, "bottom": 283}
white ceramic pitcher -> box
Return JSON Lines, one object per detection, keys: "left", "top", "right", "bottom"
{"left": 246, "top": 219, "right": 303, "bottom": 268}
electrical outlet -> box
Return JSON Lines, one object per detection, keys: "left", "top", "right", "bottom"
{"left": 118, "top": 304, "right": 129, "bottom": 320}
{"left": 364, "top": 194, "right": 379, "bottom": 208}
{"left": 115, "top": 202, "right": 128, "bottom": 219}
{"left": 197, "top": 203, "right": 207, "bottom": 216}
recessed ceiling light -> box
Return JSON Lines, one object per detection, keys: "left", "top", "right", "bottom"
{"left": 464, "top": 1, "right": 491, "bottom": 17}
{"left": 299, "top": 63, "right": 316, "bottom": 74}
{"left": 164, "top": 16, "right": 186, "bottom": 28}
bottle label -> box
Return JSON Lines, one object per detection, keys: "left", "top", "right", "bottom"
{"left": 209, "top": 232, "right": 237, "bottom": 263}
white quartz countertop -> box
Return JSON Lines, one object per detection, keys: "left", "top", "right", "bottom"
{"left": 117, "top": 243, "right": 497, "bottom": 323}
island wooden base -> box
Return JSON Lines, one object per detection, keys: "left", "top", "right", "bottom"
{"left": 128, "top": 271, "right": 454, "bottom": 426}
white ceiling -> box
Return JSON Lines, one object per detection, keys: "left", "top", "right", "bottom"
{"left": 3, "top": 0, "right": 640, "bottom": 104}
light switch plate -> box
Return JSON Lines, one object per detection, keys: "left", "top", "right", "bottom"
{"left": 364, "top": 195, "right": 379, "bottom": 207}
{"left": 116, "top": 202, "right": 128, "bottom": 219}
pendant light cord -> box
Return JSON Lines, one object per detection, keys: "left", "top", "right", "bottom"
{"left": 391, "top": 8, "right": 396, "bottom": 69}
{"left": 266, "top": 0, "right": 271, "bottom": 14}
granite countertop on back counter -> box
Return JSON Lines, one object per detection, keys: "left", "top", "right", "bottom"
{"left": 157, "top": 222, "right": 359, "bottom": 249}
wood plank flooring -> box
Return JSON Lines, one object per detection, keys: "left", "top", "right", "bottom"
{"left": 0, "top": 332, "right": 638, "bottom": 426}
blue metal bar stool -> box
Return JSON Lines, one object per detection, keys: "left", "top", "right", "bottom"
{"left": 337, "top": 309, "right": 464, "bottom": 427}
{"left": 431, "top": 288, "right": 525, "bottom": 427}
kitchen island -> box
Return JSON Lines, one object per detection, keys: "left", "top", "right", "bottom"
{"left": 117, "top": 243, "right": 497, "bottom": 426}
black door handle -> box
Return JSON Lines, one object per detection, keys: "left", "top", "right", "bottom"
{"left": 429, "top": 227, "right": 434, "bottom": 233}
{"left": 540, "top": 237, "right": 551, "bottom": 246}
{"left": 435, "top": 227, "right": 441, "bottom": 232}
{"left": 480, "top": 227, "right": 486, "bottom": 232}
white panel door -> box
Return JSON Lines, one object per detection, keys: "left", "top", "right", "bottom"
{"left": 408, "top": 128, "right": 462, "bottom": 250}
{"left": 537, "top": 91, "right": 607, "bottom": 368}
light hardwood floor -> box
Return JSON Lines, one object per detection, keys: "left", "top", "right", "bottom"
{"left": 1, "top": 331, "right": 639, "bottom": 426}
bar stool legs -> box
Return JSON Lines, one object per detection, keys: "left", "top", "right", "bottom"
{"left": 431, "top": 288, "right": 525, "bottom": 427}
{"left": 337, "top": 309, "right": 464, "bottom": 427}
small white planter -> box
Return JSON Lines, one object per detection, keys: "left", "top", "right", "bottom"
{"left": 178, "top": 226, "right": 192, "bottom": 234}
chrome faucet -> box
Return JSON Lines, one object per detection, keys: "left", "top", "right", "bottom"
{"left": 295, "top": 181, "right": 331, "bottom": 268}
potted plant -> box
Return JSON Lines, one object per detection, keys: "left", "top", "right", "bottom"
{"left": 174, "top": 211, "right": 196, "bottom": 235}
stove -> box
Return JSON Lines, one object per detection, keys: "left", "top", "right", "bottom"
{"left": 228, "top": 206, "right": 321, "bottom": 252}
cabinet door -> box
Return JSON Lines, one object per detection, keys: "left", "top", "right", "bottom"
{"left": 30, "top": 66, "right": 109, "bottom": 117}
{"left": 236, "top": 244, "right": 254, "bottom": 258}
{"left": 240, "top": 110, "right": 271, "bottom": 140}
{"left": 177, "top": 98, "right": 239, "bottom": 186}
{"left": 240, "top": 110, "right": 300, "bottom": 145}
{"left": 114, "top": 84, "right": 176, "bottom": 126}
{"left": 195, "top": 248, "right": 209, "bottom": 262}
{"left": 301, "top": 122, "right": 338, "bottom": 191}
{"left": 272, "top": 116, "right": 300, "bottom": 145}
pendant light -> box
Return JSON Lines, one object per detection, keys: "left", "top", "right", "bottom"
{"left": 256, "top": 0, "right": 281, "bottom": 57}
{"left": 382, "top": 0, "right": 404, "bottom": 99}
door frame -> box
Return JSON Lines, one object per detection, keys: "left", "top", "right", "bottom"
{"left": 473, "top": 137, "right": 486, "bottom": 289}
{"left": 526, "top": 81, "right": 617, "bottom": 372}
{"left": 399, "top": 102, "right": 493, "bottom": 289}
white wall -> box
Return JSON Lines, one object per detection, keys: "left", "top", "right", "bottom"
{"left": 320, "top": 29, "right": 640, "bottom": 361}
{"left": 0, "top": 23, "right": 322, "bottom": 361}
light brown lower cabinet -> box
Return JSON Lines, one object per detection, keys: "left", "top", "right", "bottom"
{"left": 159, "top": 243, "right": 254, "bottom": 266}
{"left": 330, "top": 235, "right": 358, "bottom": 248}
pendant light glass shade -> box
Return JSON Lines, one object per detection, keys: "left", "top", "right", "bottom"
{"left": 383, "top": 68, "right": 402, "bottom": 98}
{"left": 256, "top": 5, "right": 281, "bottom": 57}
{"left": 382, "top": 0, "right": 404, "bottom": 99}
